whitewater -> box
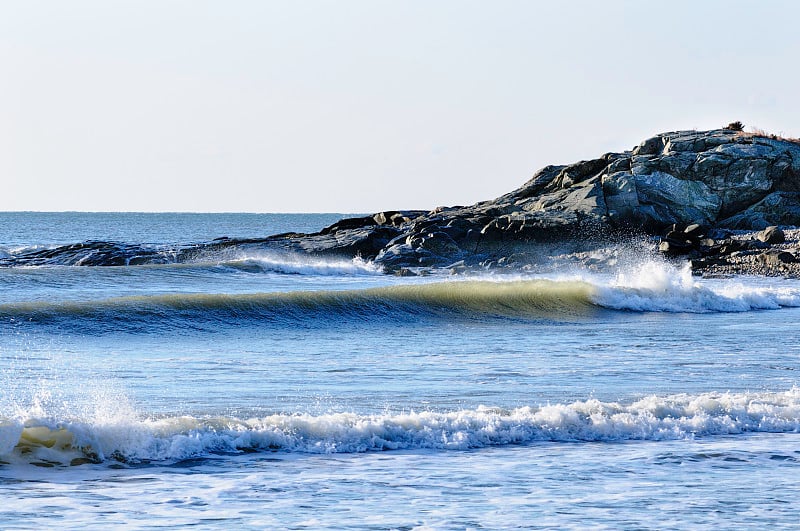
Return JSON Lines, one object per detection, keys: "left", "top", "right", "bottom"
{"left": 2, "top": 212, "right": 800, "bottom": 529}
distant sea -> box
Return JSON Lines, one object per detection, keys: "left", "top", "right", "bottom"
{"left": 2, "top": 212, "right": 800, "bottom": 529}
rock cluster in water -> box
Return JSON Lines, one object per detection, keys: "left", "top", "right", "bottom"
{"left": 269, "top": 127, "right": 800, "bottom": 275}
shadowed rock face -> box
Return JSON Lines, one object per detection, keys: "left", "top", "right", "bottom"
{"left": 5, "top": 128, "right": 800, "bottom": 272}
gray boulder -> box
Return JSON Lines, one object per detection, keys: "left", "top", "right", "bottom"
{"left": 757, "top": 226, "right": 786, "bottom": 244}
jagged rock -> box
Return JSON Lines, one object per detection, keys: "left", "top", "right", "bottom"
{"left": 664, "top": 230, "right": 693, "bottom": 250}
{"left": 633, "top": 135, "right": 666, "bottom": 156}
{"left": 602, "top": 171, "right": 640, "bottom": 225}
{"left": 757, "top": 226, "right": 786, "bottom": 244}
{"left": 656, "top": 223, "right": 718, "bottom": 258}
{"left": 633, "top": 171, "right": 722, "bottom": 227}
{"left": 373, "top": 210, "right": 426, "bottom": 226}
{"left": 0, "top": 240, "right": 171, "bottom": 267}
{"left": 283, "top": 226, "right": 402, "bottom": 258}
{"left": 409, "top": 231, "right": 461, "bottom": 257}
{"left": 659, "top": 240, "right": 687, "bottom": 255}
{"left": 691, "top": 256, "right": 728, "bottom": 269}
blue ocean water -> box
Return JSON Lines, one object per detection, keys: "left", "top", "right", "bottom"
{"left": 2, "top": 212, "right": 800, "bottom": 529}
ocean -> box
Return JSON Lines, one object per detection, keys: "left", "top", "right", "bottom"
{"left": 2, "top": 212, "right": 800, "bottom": 529}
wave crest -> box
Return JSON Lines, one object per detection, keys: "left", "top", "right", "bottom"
{"left": 591, "top": 262, "right": 800, "bottom": 312}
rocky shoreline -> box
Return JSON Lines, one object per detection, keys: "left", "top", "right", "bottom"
{"left": 269, "top": 126, "right": 800, "bottom": 277}
{"left": 680, "top": 226, "right": 800, "bottom": 278}
{"left": 4, "top": 126, "right": 800, "bottom": 277}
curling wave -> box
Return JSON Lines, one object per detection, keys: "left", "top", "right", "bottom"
{"left": 3, "top": 389, "right": 800, "bottom": 466}
{"left": 0, "top": 280, "right": 599, "bottom": 331}
{"left": 2, "top": 267, "right": 800, "bottom": 332}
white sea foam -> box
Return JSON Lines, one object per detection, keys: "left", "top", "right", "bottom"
{"left": 3, "top": 389, "right": 800, "bottom": 465}
{"left": 589, "top": 261, "right": 800, "bottom": 313}
{"left": 222, "top": 254, "right": 382, "bottom": 276}
{"left": 0, "top": 419, "right": 23, "bottom": 455}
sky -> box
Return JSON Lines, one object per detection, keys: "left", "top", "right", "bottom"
{"left": 2, "top": 0, "right": 799, "bottom": 213}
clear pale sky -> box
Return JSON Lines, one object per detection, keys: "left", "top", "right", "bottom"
{"left": 2, "top": 1, "right": 799, "bottom": 213}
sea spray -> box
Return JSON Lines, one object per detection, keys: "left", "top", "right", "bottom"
{"left": 220, "top": 254, "right": 383, "bottom": 276}
{"left": 0, "top": 344, "right": 142, "bottom": 464}
{"left": 3, "top": 389, "right": 800, "bottom": 465}
{"left": 591, "top": 260, "right": 800, "bottom": 312}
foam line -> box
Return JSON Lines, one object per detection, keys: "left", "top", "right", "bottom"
{"left": 3, "top": 389, "right": 800, "bottom": 465}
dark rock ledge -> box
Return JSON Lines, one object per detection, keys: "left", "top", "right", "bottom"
{"left": 5, "top": 127, "right": 800, "bottom": 276}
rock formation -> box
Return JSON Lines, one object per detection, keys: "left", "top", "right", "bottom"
{"left": 270, "top": 127, "right": 800, "bottom": 273}
{"left": 5, "top": 127, "right": 800, "bottom": 275}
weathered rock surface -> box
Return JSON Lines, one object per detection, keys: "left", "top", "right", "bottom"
{"left": 278, "top": 128, "right": 800, "bottom": 273}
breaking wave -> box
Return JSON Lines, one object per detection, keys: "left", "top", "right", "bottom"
{"left": 592, "top": 262, "right": 800, "bottom": 312}
{"left": 219, "top": 255, "right": 381, "bottom": 276}
{"left": 2, "top": 262, "right": 800, "bottom": 333}
{"left": 3, "top": 389, "right": 800, "bottom": 467}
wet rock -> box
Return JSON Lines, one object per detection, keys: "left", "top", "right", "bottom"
{"left": 659, "top": 231, "right": 693, "bottom": 255}
{"left": 0, "top": 240, "right": 171, "bottom": 267}
{"left": 283, "top": 226, "right": 403, "bottom": 259}
{"left": 691, "top": 256, "right": 728, "bottom": 269}
{"left": 657, "top": 223, "right": 717, "bottom": 258}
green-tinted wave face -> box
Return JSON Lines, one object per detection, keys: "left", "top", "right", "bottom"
{"left": 372, "top": 280, "right": 598, "bottom": 315}
{"left": 0, "top": 279, "right": 600, "bottom": 333}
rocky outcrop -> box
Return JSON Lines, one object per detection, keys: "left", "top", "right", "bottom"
{"left": 278, "top": 128, "right": 800, "bottom": 272}
{"left": 5, "top": 128, "right": 800, "bottom": 274}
